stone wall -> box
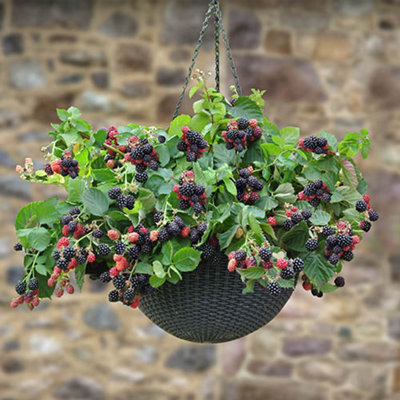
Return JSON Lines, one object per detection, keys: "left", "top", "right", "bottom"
{"left": 0, "top": 0, "right": 400, "bottom": 399}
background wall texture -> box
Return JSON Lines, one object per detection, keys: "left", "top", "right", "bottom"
{"left": 0, "top": 0, "right": 400, "bottom": 399}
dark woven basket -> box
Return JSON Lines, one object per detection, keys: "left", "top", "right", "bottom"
{"left": 139, "top": 252, "right": 294, "bottom": 343}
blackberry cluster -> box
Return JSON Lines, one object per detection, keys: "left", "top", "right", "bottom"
{"left": 324, "top": 232, "right": 356, "bottom": 266}
{"left": 235, "top": 167, "right": 264, "bottom": 205}
{"left": 298, "top": 136, "right": 329, "bottom": 155}
{"left": 221, "top": 118, "right": 262, "bottom": 152}
{"left": 108, "top": 187, "right": 135, "bottom": 210}
{"left": 298, "top": 179, "right": 331, "bottom": 207}
{"left": 107, "top": 273, "right": 153, "bottom": 307}
{"left": 126, "top": 225, "right": 156, "bottom": 260}
{"left": 177, "top": 126, "right": 208, "bottom": 162}
{"left": 356, "top": 194, "right": 379, "bottom": 232}
{"left": 60, "top": 153, "right": 79, "bottom": 179}
{"left": 128, "top": 138, "right": 160, "bottom": 183}
{"left": 174, "top": 171, "right": 207, "bottom": 214}
{"left": 103, "top": 126, "right": 125, "bottom": 169}
{"left": 283, "top": 209, "right": 313, "bottom": 231}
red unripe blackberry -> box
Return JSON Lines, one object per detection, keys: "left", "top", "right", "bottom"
{"left": 302, "top": 281, "right": 312, "bottom": 291}
{"left": 180, "top": 226, "right": 190, "bottom": 238}
{"left": 276, "top": 258, "right": 288, "bottom": 269}
{"left": 362, "top": 194, "right": 370, "bottom": 203}
{"left": 108, "top": 229, "right": 119, "bottom": 241}
{"left": 55, "top": 288, "right": 64, "bottom": 298}
{"left": 87, "top": 253, "right": 96, "bottom": 263}
{"left": 267, "top": 281, "right": 282, "bottom": 295}
{"left": 267, "top": 216, "right": 276, "bottom": 226}
{"left": 334, "top": 276, "right": 345, "bottom": 287}
{"left": 227, "top": 259, "right": 237, "bottom": 272}
{"left": 305, "top": 238, "right": 318, "bottom": 251}
{"left": 66, "top": 285, "right": 74, "bottom": 294}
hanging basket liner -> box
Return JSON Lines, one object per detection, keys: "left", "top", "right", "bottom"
{"left": 139, "top": 252, "right": 294, "bottom": 343}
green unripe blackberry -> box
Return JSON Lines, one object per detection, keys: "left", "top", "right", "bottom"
{"left": 292, "top": 257, "right": 305, "bottom": 272}
{"left": 108, "top": 290, "right": 120, "bottom": 302}
{"left": 305, "top": 238, "right": 318, "bottom": 251}
{"left": 15, "top": 281, "right": 26, "bottom": 295}
{"left": 267, "top": 281, "right": 282, "bottom": 295}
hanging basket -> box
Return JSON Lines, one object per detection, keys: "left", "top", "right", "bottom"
{"left": 139, "top": 252, "right": 294, "bottom": 343}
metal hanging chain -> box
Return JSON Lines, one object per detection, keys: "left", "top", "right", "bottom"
{"left": 214, "top": 2, "right": 220, "bottom": 92}
{"left": 214, "top": 1, "right": 242, "bottom": 96}
{"left": 173, "top": 1, "right": 215, "bottom": 119}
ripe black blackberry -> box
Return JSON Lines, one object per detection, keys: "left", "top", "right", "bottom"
{"left": 116, "top": 195, "right": 127, "bottom": 209}
{"left": 125, "top": 195, "right": 135, "bottom": 210}
{"left": 57, "top": 258, "right": 69, "bottom": 270}
{"left": 259, "top": 247, "right": 272, "bottom": 261}
{"left": 368, "top": 209, "right": 379, "bottom": 222}
{"left": 326, "top": 235, "right": 338, "bottom": 249}
{"left": 334, "top": 276, "right": 345, "bottom": 287}
{"left": 329, "top": 254, "right": 340, "bottom": 265}
{"left": 280, "top": 267, "right": 294, "bottom": 280}
{"left": 267, "top": 281, "right": 282, "bottom": 295}
{"left": 199, "top": 243, "right": 214, "bottom": 260}
{"left": 314, "top": 179, "right": 323, "bottom": 189}
{"left": 13, "top": 242, "right": 23, "bottom": 251}
{"left": 15, "top": 281, "right": 26, "bottom": 295}
{"left": 291, "top": 212, "right": 303, "bottom": 224}
{"left": 63, "top": 246, "right": 76, "bottom": 260}
{"left": 186, "top": 152, "right": 196, "bottom": 162}
{"left": 141, "top": 284, "right": 155, "bottom": 295}
{"left": 301, "top": 209, "right": 313, "bottom": 220}
{"left": 193, "top": 203, "right": 203, "bottom": 214}
{"left": 174, "top": 216, "right": 186, "bottom": 230}
{"left": 235, "top": 249, "right": 247, "bottom": 261}
{"left": 92, "top": 229, "right": 104, "bottom": 239}
{"left": 108, "top": 187, "right": 122, "bottom": 200}
{"left": 321, "top": 193, "right": 331, "bottom": 203}
{"left": 28, "top": 278, "right": 39, "bottom": 291}
{"left": 123, "top": 288, "right": 136, "bottom": 302}
{"left": 355, "top": 200, "right": 367, "bottom": 212}
{"left": 113, "top": 275, "right": 126, "bottom": 290}
{"left": 108, "top": 290, "right": 120, "bottom": 303}
{"left": 76, "top": 252, "right": 87, "bottom": 265}
{"left": 136, "top": 274, "right": 148, "bottom": 287}
{"left": 114, "top": 241, "right": 126, "bottom": 255}
{"left": 153, "top": 211, "right": 164, "bottom": 224}
{"left": 98, "top": 243, "right": 111, "bottom": 256}
{"left": 337, "top": 234, "right": 353, "bottom": 248}
{"left": 128, "top": 245, "right": 140, "bottom": 260}
{"left": 332, "top": 245, "right": 342, "bottom": 254}
{"left": 194, "top": 185, "right": 205, "bottom": 196}
{"left": 158, "top": 228, "right": 169, "bottom": 243}
{"left": 239, "top": 168, "right": 251, "bottom": 179}
{"left": 322, "top": 225, "right": 336, "bottom": 237}
{"left": 69, "top": 206, "right": 81, "bottom": 215}
{"left": 158, "top": 135, "right": 166, "bottom": 143}
{"left": 303, "top": 183, "right": 316, "bottom": 196}
{"left": 247, "top": 176, "right": 264, "bottom": 191}
{"left": 189, "top": 228, "right": 200, "bottom": 243}
{"left": 135, "top": 171, "right": 148, "bottom": 183}
{"left": 197, "top": 221, "right": 208, "bottom": 234}
{"left": 311, "top": 288, "right": 319, "bottom": 296}
{"left": 52, "top": 249, "right": 61, "bottom": 260}
{"left": 303, "top": 136, "right": 318, "bottom": 150}
{"left": 309, "top": 198, "right": 321, "bottom": 207}
{"left": 61, "top": 214, "right": 73, "bottom": 225}
{"left": 68, "top": 220, "right": 78, "bottom": 234}
{"left": 283, "top": 219, "right": 294, "bottom": 231}
{"left": 180, "top": 183, "right": 195, "bottom": 197}
{"left": 99, "top": 271, "right": 111, "bottom": 283}
{"left": 237, "top": 118, "right": 249, "bottom": 130}
{"left": 167, "top": 222, "right": 180, "bottom": 237}
{"left": 292, "top": 257, "right": 305, "bottom": 272}
{"left": 179, "top": 199, "right": 190, "bottom": 210}
{"left": 235, "top": 178, "right": 247, "bottom": 191}
{"left": 341, "top": 250, "right": 354, "bottom": 261}
{"left": 305, "top": 238, "right": 318, "bottom": 251}
{"left": 141, "top": 244, "right": 151, "bottom": 254}
{"left": 360, "top": 220, "right": 371, "bottom": 232}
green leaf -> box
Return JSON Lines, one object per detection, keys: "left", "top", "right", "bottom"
{"left": 28, "top": 227, "right": 51, "bottom": 251}
{"left": 261, "top": 143, "right": 281, "bottom": 157}
{"left": 223, "top": 177, "right": 237, "bottom": 196}
{"left": 136, "top": 262, "right": 152, "bottom": 274}
{"left": 319, "top": 131, "right": 337, "bottom": 151}
{"left": 309, "top": 210, "right": 331, "bottom": 225}
{"left": 189, "top": 113, "right": 209, "bottom": 132}
{"left": 173, "top": 247, "right": 201, "bottom": 272}
{"left": 248, "top": 214, "right": 262, "bottom": 236}
{"left": 262, "top": 196, "right": 278, "bottom": 210}
{"left": 280, "top": 127, "right": 300, "bottom": 146}
{"left": 82, "top": 188, "right": 109, "bottom": 216}
{"left": 94, "top": 129, "right": 107, "bottom": 147}
{"left": 260, "top": 222, "right": 277, "bottom": 241}
{"left": 149, "top": 275, "right": 166, "bottom": 288}
{"left": 37, "top": 275, "right": 55, "bottom": 298}
{"left": 137, "top": 188, "right": 156, "bottom": 213}
{"left": 227, "top": 97, "right": 263, "bottom": 121}
{"left": 92, "top": 169, "right": 116, "bottom": 182}
{"left": 168, "top": 115, "right": 191, "bottom": 137}
{"left": 278, "top": 278, "right": 295, "bottom": 288}
{"left": 320, "top": 283, "right": 339, "bottom": 293}
{"left": 75, "top": 263, "right": 86, "bottom": 291}
{"left": 35, "top": 263, "right": 51, "bottom": 276}
{"left": 57, "top": 108, "right": 69, "bottom": 122}
{"left": 67, "top": 178, "right": 85, "bottom": 203}
{"left": 219, "top": 224, "right": 239, "bottom": 249}
{"left": 153, "top": 260, "right": 166, "bottom": 278}
{"left": 157, "top": 145, "right": 170, "bottom": 167}
{"left": 303, "top": 252, "right": 334, "bottom": 288}
{"left": 280, "top": 221, "right": 309, "bottom": 252}
{"left": 237, "top": 267, "right": 265, "bottom": 280}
